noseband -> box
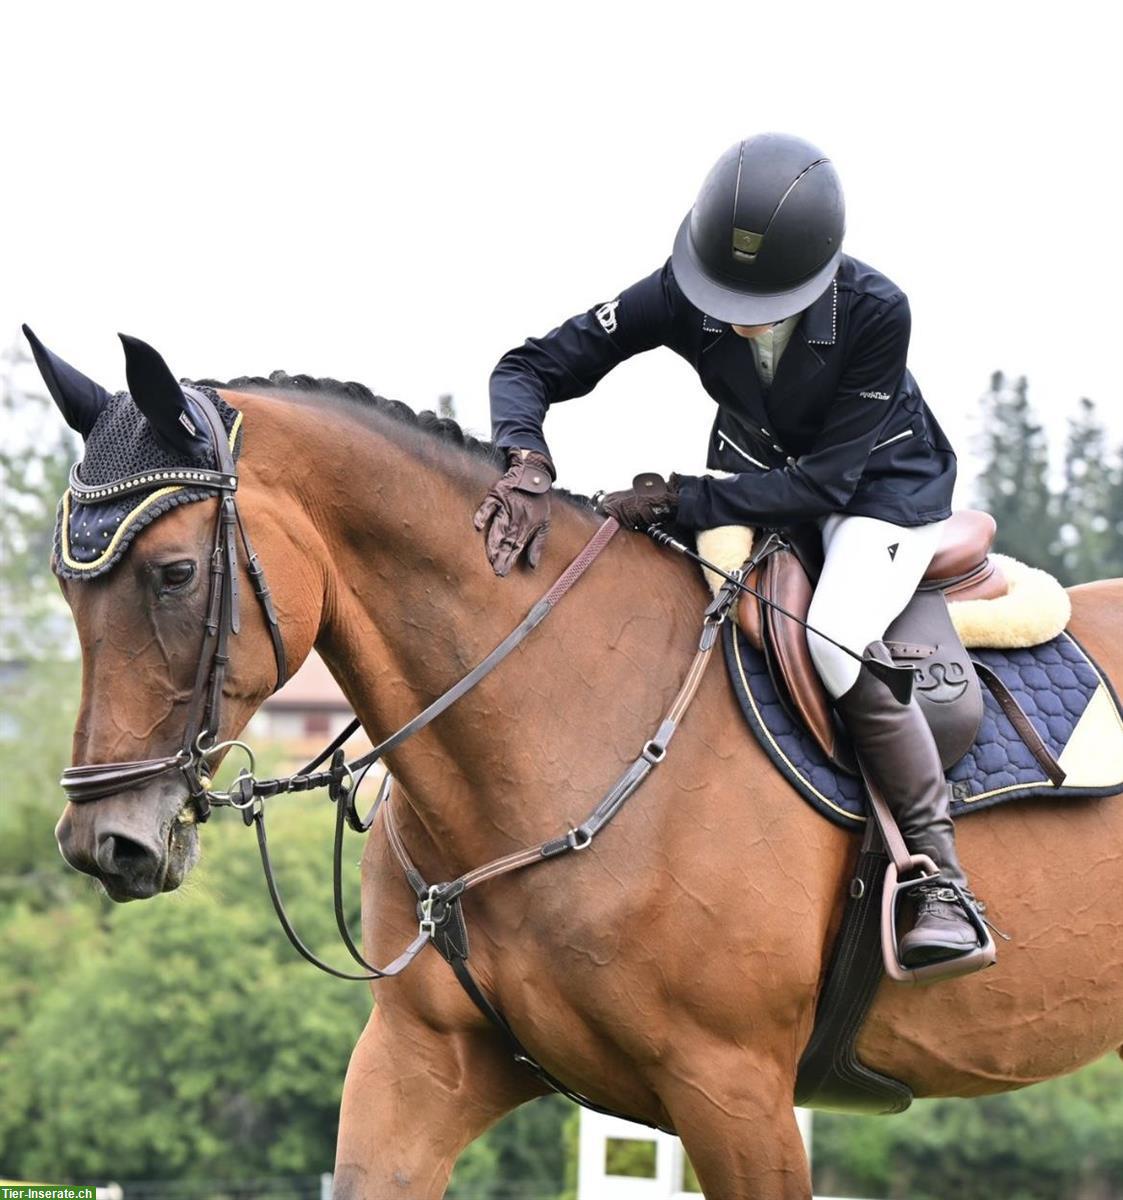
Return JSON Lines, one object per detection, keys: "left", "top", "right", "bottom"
{"left": 59, "top": 387, "right": 288, "bottom": 818}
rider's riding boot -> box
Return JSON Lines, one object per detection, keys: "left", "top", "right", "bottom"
{"left": 834, "top": 641, "right": 982, "bottom": 966}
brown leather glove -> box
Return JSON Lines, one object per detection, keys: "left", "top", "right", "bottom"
{"left": 597, "top": 472, "right": 681, "bottom": 529}
{"left": 473, "top": 449, "right": 555, "bottom": 576}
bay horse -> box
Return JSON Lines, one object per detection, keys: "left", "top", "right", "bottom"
{"left": 48, "top": 358, "right": 1123, "bottom": 1200}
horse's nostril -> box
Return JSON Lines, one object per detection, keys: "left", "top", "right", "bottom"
{"left": 96, "top": 831, "right": 158, "bottom": 877}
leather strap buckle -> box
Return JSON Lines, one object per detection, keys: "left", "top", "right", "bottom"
{"left": 642, "top": 740, "right": 667, "bottom": 765}
{"left": 417, "top": 880, "right": 465, "bottom": 938}
{"left": 566, "top": 827, "right": 593, "bottom": 851}
{"left": 419, "top": 885, "right": 441, "bottom": 938}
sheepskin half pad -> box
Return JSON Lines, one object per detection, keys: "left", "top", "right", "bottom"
{"left": 695, "top": 527, "right": 1071, "bottom": 649}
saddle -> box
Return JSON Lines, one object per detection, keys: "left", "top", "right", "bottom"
{"left": 737, "top": 511, "right": 1009, "bottom": 775}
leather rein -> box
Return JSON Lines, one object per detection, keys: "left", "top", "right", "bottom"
{"left": 57, "top": 388, "right": 743, "bottom": 1095}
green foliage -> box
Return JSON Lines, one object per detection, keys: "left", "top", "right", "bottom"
{"left": 0, "top": 801, "right": 370, "bottom": 1181}
{"left": 603, "top": 1135, "right": 657, "bottom": 1177}
{"left": 812, "top": 1054, "right": 1123, "bottom": 1200}
{"left": 448, "top": 1096, "right": 573, "bottom": 1199}
{"left": 973, "top": 372, "right": 1064, "bottom": 575}
{"left": 974, "top": 373, "right": 1123, "bottom": 584}
{"left": 1058, "top": 398, "right": 1123, "bottom": 585}
{"left": 0, "top": 658, "right": 86, "bottom": 911}
{"left": 0, "top": 368, "right": 78, "bottom": 659}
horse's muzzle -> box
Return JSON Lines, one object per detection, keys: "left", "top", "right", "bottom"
{"left": 56, "top": 787, "right": 198, "bottom": 901}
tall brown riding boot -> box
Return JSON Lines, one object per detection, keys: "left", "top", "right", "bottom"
{"left": 834, "top": 641, "right": 983, "bottom": 966}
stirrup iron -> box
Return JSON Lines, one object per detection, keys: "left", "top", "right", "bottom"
{"left": 881, "top": 854, "right": 996, "bottom": 984}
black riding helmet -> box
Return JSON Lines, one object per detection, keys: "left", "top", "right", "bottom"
{"left": 671, "top": 133, "right": 845, "bottom": 325}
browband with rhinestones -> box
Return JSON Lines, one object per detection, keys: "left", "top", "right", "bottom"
{"left": 67, "top": 462, "right": 239, "bottom": 503}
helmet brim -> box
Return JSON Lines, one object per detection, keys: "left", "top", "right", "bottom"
{"left": 671, "top": 212, "right": 842, "bottom": 325}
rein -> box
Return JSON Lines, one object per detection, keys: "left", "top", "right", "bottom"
{"left": 57, "top": 388, "right": 744, "bottom": 1115}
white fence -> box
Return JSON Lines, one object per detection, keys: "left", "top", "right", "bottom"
{"left": 577, "top": 1108, "right": 868, "bottom": 1200}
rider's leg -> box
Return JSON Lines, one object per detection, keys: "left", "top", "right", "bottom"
{"left": 805, "top": 513, "right": 946, "bottom": 697}
{"left": 807, "top": 514, "right": 982, "bottom": 965}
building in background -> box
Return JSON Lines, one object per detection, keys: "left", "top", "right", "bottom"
{"left": 246, "top": 651, "right": 372, "bottom": 770}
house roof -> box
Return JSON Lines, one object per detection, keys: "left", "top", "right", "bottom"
{"left": 264, "top": 651, "right": 351, "bottom": 710}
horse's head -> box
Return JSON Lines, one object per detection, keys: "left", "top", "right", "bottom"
{"left": 27, "top": 328, "right": 317, "bottom": 901}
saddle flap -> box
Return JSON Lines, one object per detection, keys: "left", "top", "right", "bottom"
{"left": 759, "top": 547, "right": 853, "bottom": 772}
{"left": 884, "top": 591, "right": 984, "bottom": 769}
{"left": 748, "top": 543, "right": 986, "bottom": 775}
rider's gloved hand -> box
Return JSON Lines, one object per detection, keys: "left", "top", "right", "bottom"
{"left": 597, "top": 472, "right": 683, "bottom": 529}
{"left": 473, "top": 448, "right": 555, "bottom": 576}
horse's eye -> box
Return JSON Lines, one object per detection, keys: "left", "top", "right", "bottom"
{"left": 158, "top": 561, "right": 196, "bottom": 592}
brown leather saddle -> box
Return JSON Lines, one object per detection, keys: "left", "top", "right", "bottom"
{"left": 737, "top": 511, "right": 1008, "bottom": 775}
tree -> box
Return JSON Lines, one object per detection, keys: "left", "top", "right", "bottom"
{"left": 448, "top": 1095, "right": 573, "bottom": 1200}
{"left": 812, "top": 1053, "right": 1123, "bottom": 1200}
{"left": 0, "top": 337, "right": 88, "bottom": 909}
{"left": 0, "top": 800, "right": 370, "bottom": 1182}
{"left": 1058, "top": 398, "right": 1123, "bottom": 584}
{"left": 973, "top": 372, "right": 1063, "bottom": 575}
{"left": 0, "top": 334, "right": 79, "bottom": 659}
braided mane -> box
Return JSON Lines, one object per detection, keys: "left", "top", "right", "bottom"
{"left": 197, "top": 371, "right": 592, "bottom": 506}
{"left": 196, "top": 370, "right": 508, "bottom": 471}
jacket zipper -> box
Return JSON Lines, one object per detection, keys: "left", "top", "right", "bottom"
{"left": 717, "top": 429, "right": 770, "bottom": 470}
{"left": 871, "top": 426, "right": 915, "bottom": 453}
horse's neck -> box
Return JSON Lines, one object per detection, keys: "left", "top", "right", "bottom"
{"left": 249, "top": 394, "right": 699, "bottom": 875}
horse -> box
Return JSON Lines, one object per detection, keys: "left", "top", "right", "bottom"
{"left": 45, "top": 348, "right": 1123, "bottom": 1200}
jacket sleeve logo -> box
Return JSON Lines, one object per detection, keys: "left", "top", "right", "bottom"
{"left": 595, "top": 300, "right": 621, "bottom": 334}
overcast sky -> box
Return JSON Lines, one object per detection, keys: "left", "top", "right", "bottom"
{"left": 3, "top": 0, "right": 1120, "bottom": 503}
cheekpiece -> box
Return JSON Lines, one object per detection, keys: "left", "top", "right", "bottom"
{"left": 54, "top": 384, "right": 243, "bottom": 580}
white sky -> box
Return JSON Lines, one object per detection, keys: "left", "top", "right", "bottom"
{"left": 3, "top": 0, "right": 1120, "bottom": 504}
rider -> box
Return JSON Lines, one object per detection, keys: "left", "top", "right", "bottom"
{"left": 473, "top": 133, "right": 981, "bottom": 967}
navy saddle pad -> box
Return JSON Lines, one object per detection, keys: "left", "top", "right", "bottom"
{"left": 722, "top": 622, "right": 1123, "bottom": 828}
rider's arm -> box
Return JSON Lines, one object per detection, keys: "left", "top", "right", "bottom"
{"left": 676, "top": 295, "right": 914, "bottom": 528}
{"left": 490, "top": 262, "right": 677, "bottom": 457}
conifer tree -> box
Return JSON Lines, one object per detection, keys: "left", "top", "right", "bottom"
{"left": 1058, "top": 397, "right": 1123, "bottom": 584}
{"left": 973, "top": 372, "right": 1062, "bottom": 574}
{"left": 1105, "top": 439, "right": 1123, "bottom": 580}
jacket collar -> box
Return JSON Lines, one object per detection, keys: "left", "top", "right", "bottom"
{"left": 698, "top": 274, "right": 837, "bottom": 344}
{"left": 801, "top": 277, "right": 838, "bottom": 346}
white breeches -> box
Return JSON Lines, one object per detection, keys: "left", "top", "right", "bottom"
{"left": 807, "top": 514, "right": 949, "bottom": 699}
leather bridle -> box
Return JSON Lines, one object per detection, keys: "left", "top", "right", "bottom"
{"left": 56, "top": 388, "right": 744, "bottom": 1125}
{"left": 60, "top": 387, "right": 288, "bottom": 819}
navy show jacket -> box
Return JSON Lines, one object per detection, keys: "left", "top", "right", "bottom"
{"left": 489, "top": 255, "right": 957, "bottom": 529}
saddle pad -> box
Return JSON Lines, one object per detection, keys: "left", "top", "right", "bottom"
{"left": 722, "top": 620, "right": 1123, "bottom": 828}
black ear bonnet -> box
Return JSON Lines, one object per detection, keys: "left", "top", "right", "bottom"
{"left": 54, "top": 384, "right": 242, "bottom": 579}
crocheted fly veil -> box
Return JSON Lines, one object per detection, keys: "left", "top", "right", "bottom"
{"left": 22, "top": 327, "right": 243, "bottom": 581}
{"left": 55, "top": 387, "right": 242, "bottom": 579}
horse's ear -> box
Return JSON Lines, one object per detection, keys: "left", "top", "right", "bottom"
{"left": 118, "top": 334, "right": 210, "bottom": 459}
{"left": 22, "top": 325, "right": 113, "bottom": 438}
